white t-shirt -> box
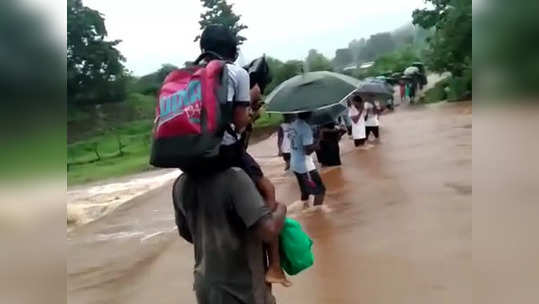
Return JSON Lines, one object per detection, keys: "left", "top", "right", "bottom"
{"left": 348, "top": 105, "right": 366, "bottom": 139}
{"left": 365, "top": 102, "right": 380, "bottom": 127}
{"left": 220, "top": 64, "right": 250, "bottom": 146}
{"left": 305, "top": 155, "right": 316, "bottom": 171}
{"left": 226, "top": 63, "right": 250, "bottom": 103}
{"left": 280, "top": 123, "right": 292, "bottom": 153}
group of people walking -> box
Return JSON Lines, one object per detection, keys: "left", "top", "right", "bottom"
{"left": 278, "top": 94, "right": 382, "bottom": 167}
{"left": 169, "top": 24, "right": 385, "bottom": 304}
{"left": 277, "top": 93, "right": 382, "bottom": 209}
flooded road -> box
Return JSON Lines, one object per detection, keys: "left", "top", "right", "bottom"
{"left": 68, "top": 101, "right": 472, "bottom": 304}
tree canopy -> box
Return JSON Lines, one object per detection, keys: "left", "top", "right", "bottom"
{"left": 195, "top": 0, "right": 247, "bottom": 45}
{"left": 67, "top": 0, "right": 127, "bottom": 105}
{"left": 333, "top": 48, "right": 354, "bottom": 70}
{"left": 413, "top": 0, "right": 472, "bottom": 76}
{"left": 305, "top": 49, "right": 333, "bottom": 72}
{"left": 265, "top": 57, "right": 303, "bottom": 94}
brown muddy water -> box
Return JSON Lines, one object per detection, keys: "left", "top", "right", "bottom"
{"left": 68, "top": 101, "right": 472, "bottom": 304}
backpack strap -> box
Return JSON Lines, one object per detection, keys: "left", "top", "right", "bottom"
{"left": 194, "top": 51, "right": 225, "bottom": 65}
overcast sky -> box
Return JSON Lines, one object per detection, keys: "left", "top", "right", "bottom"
{"left": 83, "top": 0, "right": 426, "bottom": 76}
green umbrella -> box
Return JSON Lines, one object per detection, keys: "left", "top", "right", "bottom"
{"left": 265, "top": 71, "right": 360, "bottom": 113}
{"left": 357, "top": 79, "right": 394, "bottom": 98}
{"left": 308, "top": 103, "right": 347, "bottom": 126}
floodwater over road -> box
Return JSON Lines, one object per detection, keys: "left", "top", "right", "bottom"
{"left": 68, "top": 101, "right": 472, "bottom": 304}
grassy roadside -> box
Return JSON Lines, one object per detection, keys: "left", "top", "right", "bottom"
{"left": 68, "top": 110, "right": 283, "bottom": 186}
{"left": 67, "top": 119, "right": 153, "bottom": 185}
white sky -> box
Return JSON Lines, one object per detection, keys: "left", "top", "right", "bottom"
{"left": 83, "top": 0, "right": 426, "bottom": 76}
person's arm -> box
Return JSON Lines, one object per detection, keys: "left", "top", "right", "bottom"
{"left": 172, "top": 177, "right": 192, "bottom": 243}
{"left": 277, "top": 126, "right": 284, "bottom": 155}
{"left": 303, "top": 125, "right": 318, "bottom": 155}
{"left": 256, "top": 176, "right": 277, "bottom": 210}
{"left": 350, "top": 114, "right": 360, "bottom": 124}
{"left": 253, "top": 202, "right": 286, "bottom": 243}
{"left": 175, "top": 207, "right": 193, "bottom": 243}
{"left": 229, "top": 169, "right": 286, "bottom": 242}
{"left": 350, "top": 105, "right": 363, "bottom": 123}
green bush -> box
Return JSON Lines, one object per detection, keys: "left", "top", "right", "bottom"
{"left": 423, "top": 78, "right": 449, "bottom": 103}
{"left": 447, "top": 69, "right": 472, "bottom": 101}
{"left": 126, "top": 93, "right": 155, "bottom": 119}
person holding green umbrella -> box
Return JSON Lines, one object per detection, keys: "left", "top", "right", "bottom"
{"left": 265, "top": 71, "right": 358, "bottom": 208}
{"left": 289, "top": 111, "right": 326, "bottom": 208}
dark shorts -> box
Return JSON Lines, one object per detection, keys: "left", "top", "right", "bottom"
{"left": 366, "top": 126, "right": 379, "bottom": 139}
{"left": 220, "top": 144, "right": 263, "bottom": 184}
{"left": 294, "top": 170, "right": 326, "bottom": 200}
{"left": 354, "top": 138, "right": 367, "bottom": 147}
{"left": 282, "top": 153, "right": 291, "bottom": 162}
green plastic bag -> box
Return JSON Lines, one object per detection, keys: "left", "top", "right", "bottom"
{"left": 279, "top": 217, "right": 314, "bottom": 275}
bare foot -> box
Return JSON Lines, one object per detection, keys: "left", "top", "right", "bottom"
{"left": 265, "top": 268, "right": 292, "bottom": 287}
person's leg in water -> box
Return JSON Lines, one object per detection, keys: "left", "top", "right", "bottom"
{"left": 372, "top": 126, "right": 380, "bottom": 142}
{"left": 282, "top": 153, "right": 291, "bottom": 171}
{"left": 309, "top": 170, "right": 326, "bottom": 206}
{"left": 255, "top": 176, "right": 292, "bottom": 287}
{"left": 354, "top": 138, "right": 366, "bottom": 147}
{"left": 294, "top": 172, "right": 311, "bottom": 209}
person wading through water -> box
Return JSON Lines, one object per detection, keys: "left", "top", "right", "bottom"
{"left": 173, "top": 24, "right": 287, "bottom": 304}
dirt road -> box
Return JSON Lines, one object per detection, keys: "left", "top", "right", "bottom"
{"left": 68, "top": 101, "right": 472, "bottom": 304}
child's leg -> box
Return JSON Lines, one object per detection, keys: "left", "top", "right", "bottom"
{"left": 256, "top": 177, "right": 292, "bottom": 287}
{"left": 265, "top": 237, "right": 292, "bottom": 287}
{"left": 256, "top": 176, "right": 276, "bottom": 208}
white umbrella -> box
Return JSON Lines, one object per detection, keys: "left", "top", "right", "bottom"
{"left": 404, "top": 66, "right": 420, "bottom": 75}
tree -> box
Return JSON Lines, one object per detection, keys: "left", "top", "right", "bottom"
{"left": 333, "top": 48, "right": 354, "bottom": 70}
{"left": 361, "top": 32, "right": 396, "bottom": 61}
{"left": 195, "top": 0, "right": 247, "bottom": 45}
{"left": 368, "top": 46, "right": 421, "bottom": 76}
{"left": 131, "top": 64, "right": 179, "bottom": 95}
{"left": 305, "top": 49, "right": 333, "bottom": 72}
{"left": 413, "top": 0, "right": 472, "bottom": 76}
{"left": 67, "top": 0, "right": 127, "bottom": 105}
{"left": 349, "top": 38, "right": 366, "bottom": 63}
{"left": 264, "top": 58, "right": 303, "bottom": 94}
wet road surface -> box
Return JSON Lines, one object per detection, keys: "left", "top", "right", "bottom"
{"left": 68, "top": 101, "right": 472, "bottom": 304}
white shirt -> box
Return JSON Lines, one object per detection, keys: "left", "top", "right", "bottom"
{"left": 305, "top": 155, "right": 316, "bottom": 171}
{"left": 280, "top": 123, "right": 292, "bottom": 153}
{"left": 226, "top": 63, "right": 250, "bottom": 103}
{"left": 348, "top": 105, "right": 366, "bottom": 139}
{"left": 365, "top": 102, "right": 380, "bottom": 127}
{"left": 220, "top": 64, "right": 250, "bottom": 146}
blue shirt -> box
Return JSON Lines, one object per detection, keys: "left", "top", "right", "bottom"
{"left": 289, "top": 119, "right": 314, "bottom": 174}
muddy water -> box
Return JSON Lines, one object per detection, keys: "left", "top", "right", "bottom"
{"left": 68, "top": 101, "right": 471, "bottom": 304}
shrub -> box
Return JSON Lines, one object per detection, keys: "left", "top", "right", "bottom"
{"left": 447, "top": 69, "right": 472, "bottom": 101}
{"left": 423, "top": 78, "right": 449, "bottom": 103}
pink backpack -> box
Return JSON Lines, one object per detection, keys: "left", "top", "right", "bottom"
{"left": 149, "top": 53, "right": 233, "bottom": 172}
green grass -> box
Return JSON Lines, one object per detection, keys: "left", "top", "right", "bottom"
{"left": 68, "top": 106, "right": 282, "bottom": 186}
{"left": 254, "top": 110, "right": 282, "bottom": 128}
{"left": 67, "top": 119, "right": 153, "bottom": 185}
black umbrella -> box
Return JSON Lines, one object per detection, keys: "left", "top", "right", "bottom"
{"left": 243, "top": 55, "right": 272, "bottom": 94}
{"left": 356, "top": 79, "right": 394, "bottom": 98}
{"left": 265, "top": 71, "right": 360, "bottom": 113}
{"left": 308, "top": 103, "right": 347, "bottom": 126}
